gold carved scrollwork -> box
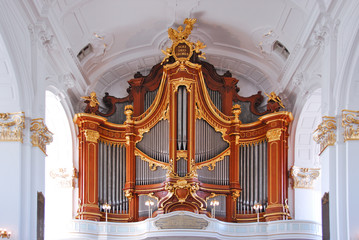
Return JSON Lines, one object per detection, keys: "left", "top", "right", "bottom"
{"left": 135, "top": 148, "right": 169, "bottom": 171}
{"left": 84, "top": 129, "right": 100, "bottom": 143}
{"left": 313, "top": 116, "right": 336, "bottom": 155}
{"left": 196, "top": 148, "right": 230, "bottom": 171}
{"left": 49, "top": 168, "right": 78, "bottom": 188}
{"left": 0, "top": 112, "right": 25, "bottom": 142}
{"left": 290, "top": 166, "right": 320, "bottom": 189}
{"left": 342, "top": 110, "right": 359, "bottom": 141}
{"left": 125, "top": 190, "right": 134, "bottom": 201}
{"left": 165, "top": 179, "right": 200, "bottom": 203}
{"left": 266, "top": 128, "right": 282, "bottom": 142}
{"left": 30, "top": 118, "right": 53, "bottom": 155}
{"left": 232, "top": 190, "right": 241, "bottom": 201}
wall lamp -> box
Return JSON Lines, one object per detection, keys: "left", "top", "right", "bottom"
{"left": 0, "top": 228, "right": 11, "bottom": 239}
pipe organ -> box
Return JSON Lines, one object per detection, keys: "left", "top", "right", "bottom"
{"left": 74, "top": 19, "right": 293, "bottom": 223}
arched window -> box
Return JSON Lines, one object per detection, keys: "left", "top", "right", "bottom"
{"left": 45, "top": 90, "right": 74, "bottom": 239}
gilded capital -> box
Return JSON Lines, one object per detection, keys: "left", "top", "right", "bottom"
{"left": 342, "top": 110, "right": 359, "bottom": 141}
{"left": 30, "top": 118, "right": 53, "bottom": 155}
{"left": 0, "top": 112, "right": 25, "bottom": 142}
{"left": 266, "top": 128, "right": 282, "bottom": 142}
{"left": 290, "top": 166, "right": 320, "bottom": 189}
{"left": 84, "top": 129, "right": 100, "bottom": 143}
{"left": 313, "top": 116, "right": 336, "bottom": 155}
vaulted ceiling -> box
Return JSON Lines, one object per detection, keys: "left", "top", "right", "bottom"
{"left": 28, "top": 0, "right": 324, "bottom": 110}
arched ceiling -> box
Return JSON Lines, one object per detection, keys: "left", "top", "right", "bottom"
{"left": 41, "top": 0, "right": 321, "bottom": 103}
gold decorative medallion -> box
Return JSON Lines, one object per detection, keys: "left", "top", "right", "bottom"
{"left": 342, "top": 110, "right": 359, "bottom": 141}
{"left": 30, "top": 118, "right": 53, "bottom": 155}
{"left": 161, "top": 18, "right": 206, "bottom": 64}
{"left": 49, "top": 168, "right": 78, "bottom": 188}
{"left": 290, "top": 166, "right": 320, "bottom": 189}
{"left": 84, "top": 129, "right": 100, "bottom": 143}
{"left": 313, "top": 116, "right": 336, "bottom": 155}
{"left": 0, "top": 112, "right": 25, "bottom": 142}
{"left": 266, "top": 128, "right": 282, "bottom": 142}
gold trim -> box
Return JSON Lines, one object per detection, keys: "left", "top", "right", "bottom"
{"left": 134, "top": 148, "right": 169, "bottom": 171}
{"left": 196, "top": 148, "right": 230, "bottom": 171}
{"left": 266, "top": 128, "right": 282, "bottom": 142}
{"left": 84, "top": 129, "right": 100, "bottom": 143}
{"left": 342, "top": 109, "right": 359, "bottom": 141}
{"left": 0, "top": 112, "right": 25, "bottom": 142}
{"left": 290, "top": 166, "right": 320, "bottom": 189}
{"left": 30, "top": 118, "right": 53, "bottom": 155}
{"left": 176, "top": 150, "right": 187, "bottom": 160}
{"left": 313, "top": 116, "right": 336, "bottom": 155}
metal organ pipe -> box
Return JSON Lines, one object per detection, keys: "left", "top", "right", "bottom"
{"left": 98, "top": 141, "right": 128, "bottom": 214}
{"left": 237, "top": 141, "right": 268, "bottom": 214}
{"left": 177, "top": 86, "right": 187, "bottom": 150}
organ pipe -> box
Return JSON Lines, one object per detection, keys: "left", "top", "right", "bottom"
{"left": 177, "top": 86, "right": 187, "bottom": 150}
{"left": 195, "top": 119, "right": 228, "bottom": 163}
{"left": 98, "top": 141, "right": 128, "bottom": 214}
{"left": 237, "top": 141, "right": 267, "bottom": 214}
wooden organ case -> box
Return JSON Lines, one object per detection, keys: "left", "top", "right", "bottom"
{"left": 74, "top": 19, "right": 293, "bottom": 223}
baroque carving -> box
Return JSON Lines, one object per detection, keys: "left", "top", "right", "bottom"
{"left": 135, "top": 148, "right": 169, "bottom": 171}
{"left": 266, "top": 128, "right": 282, "bottom": 142}
{"left": 30, "top": 118, "right": 53, "bottom": 155}
{"left": 342, "top": 110, "right": 359, "bottom": 141}
{"left": 290, "top": 166, "right": 320, "bottom": 189}
{"left": 49, "top": 168, "right": 78, "bottom": 188}
{"left": 313, "top": 116, "right": 336, "bottom": 155}
{"left": 84, "top": 129, "right": 100, "bottom": 143}
{"left": 0, "top": 112, "right": 25, "bottom": 142}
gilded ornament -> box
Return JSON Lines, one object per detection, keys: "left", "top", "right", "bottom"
{"left": 161, "top": 18, "right": 206, "bottom": 64}
{"left": 124, "top": 105, "right": 134, "bottom": 123}
{"left": 196, "top": 148, "right": 230, "bottom": 171}
{"left": 232, "top": 104, "right": 242, "bottom": 123}
{"left": 84, "top": 129, "right": 100, "bottom": 143}
{"left": 264, "top": 92, "right": 285, "bottom": 109}
{"left": 0, "top": 112, "right": 25, "bottom": 142}
{"left": 266, "top": 128, "right": 282, "bottom": 142}
{"left": 49, "top": 168, "right": 78, "bottom": 188}
{"left": 313, "top": 116, "right": 336, "bottom": 155}
{"left": 135, "top": 148, "right": 169, "bottom": 171}
{"left": 81, "top": 92, "right": 100, "bottom": 114}
{"left": 30, "top": 118, "right": 53, "bottom": 155}
{"left": 232, "top": 190, "right": 241, "bottom": 201}
{"left": 342, "top": 110, "right": 359, "bottom": 141}
{"left": 125, "top": 190, "right": 134, "bottom": 200}
{"left": 290, "top": 166, "right": 320, "bottom": 189}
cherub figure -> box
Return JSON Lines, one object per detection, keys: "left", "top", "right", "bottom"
{"left": 265, "top": 92, "right": 285, "bottom": 112}
{"left": 81, "top": 92, "right": 100, "bottom": 114}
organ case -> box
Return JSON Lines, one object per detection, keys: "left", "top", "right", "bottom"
{"left": 74, "top": 19, "right": 293, "bottom": 223}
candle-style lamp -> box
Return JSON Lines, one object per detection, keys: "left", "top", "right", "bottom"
{"left": 210, "top": 199, "right": 219, "bottom": 218}
{"left": 102, "top": 203, "right": 111, "bottom": 222}
{"left": 0, "top": 228, "right": 11, "bottom": 239}
{"left": 253, "top": 203, "right": 263, "bottom": 222}
{"left": 145, "top": 200, "right": 154, "bottom": 218}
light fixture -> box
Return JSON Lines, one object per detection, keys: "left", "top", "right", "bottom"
{"left": 145, "top": 200, "right": 154, "bottom": 218}
{"left": 0, "top": 228, "right": 11, "bottom": 239}
{"left": 210, "top": 199, "right": 219, "bottom": 218}
{"left": 102, "top": 203, "right": 111, "bottom": 222}
{"left": 253, "top": 203, "right": 263, "bottom": 222}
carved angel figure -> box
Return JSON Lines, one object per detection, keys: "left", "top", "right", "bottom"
{"left": 81, "top": 92, "right": 100, "bottom": 114}
{"left": 265, "top": 91, "right": 285, "bottom": 109}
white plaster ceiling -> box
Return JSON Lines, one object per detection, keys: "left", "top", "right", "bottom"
{"left": 43, "top": 0, "right": 320, "bottom": 101}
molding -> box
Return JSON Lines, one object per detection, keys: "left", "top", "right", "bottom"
{"left": 68, "top": 211, "right": 322, "bottom": 239}
{"left": 0, "top": 112, "right": 25, "bottom": 143}
{"left": 290, "top": 166, "right": 320, "bottom": 189}
{"left": 30, "top": 118, "right": 53, "bottom": 155}
{"left": 313, "top": 116, "right": 336, "bottom": 155}
{"left": 342, "top": 109, "right": 359, "bottom": 141}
